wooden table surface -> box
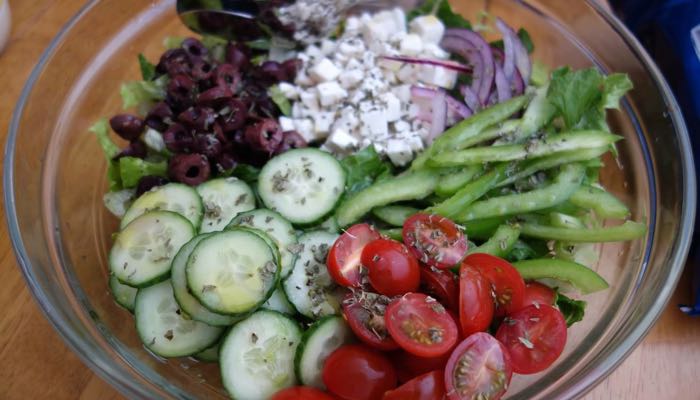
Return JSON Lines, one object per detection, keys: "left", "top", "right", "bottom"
{"left": 1, "top": 1, "right": 699, "bottom": 399}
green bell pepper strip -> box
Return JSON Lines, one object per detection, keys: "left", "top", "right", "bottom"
{"left": 429, "top": 131, "right": 621, "bottom": 167}
{"left": 519, "top": 220, "right": 647, "bottom": 242}
{"left": 379, "top": 228, "right": 403, "bottom": 241}
{"left": 453, "top": 119, "right": 521, "bottom": 150}
{"left": 467, "top": 224, "right": 520, "bottom": 257}
{"left": 435, "top": 165, "right": 483, "bottom": 197}
{"left": 372, "top": 205, "right": 419, "bottom": 227}
{"left": 460, "top": 217, "right": 507, "bottom": 240}
{"left": 568, "top": 185, "right": 630, "bottom": 219}
{"left": 454, "top": 163, "right": 585, "bottom": 222}
{"left": 512, "top": 258, "right": 609, "bottom": 294}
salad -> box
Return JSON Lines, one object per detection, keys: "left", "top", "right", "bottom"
{"left": 95, "top": 1, "right": 646, "bottom": 399}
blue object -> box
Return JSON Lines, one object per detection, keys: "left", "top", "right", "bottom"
{"left": 610, "top": 0, "right": 699, "bottom": 314}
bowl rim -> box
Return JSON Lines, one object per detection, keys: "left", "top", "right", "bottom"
{"left": 3, "top": 0, "right": 696, "bottom": 399}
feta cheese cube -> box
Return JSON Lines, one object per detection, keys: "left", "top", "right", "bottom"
{"left": 397, "top": 64, "right": 418, "bottom": 83}
{"left": 378, "top": 57, "right": 403, "bottom": 72}
{"left": 338, "top": 38, "right": 365, "bottom": 57}
{"left": 279, "top": 116, "right": 295, "bottom": 132}
{"left": 309, "top": 58, "right": 341, "bottom": 82}
{"left": 345, "top": 58, "right": 363, "bottom": 70}
{"left": 362, "top": 18, "right": 393, "bottom": 44}
{"left": 424, "top": 43, "right": 450, "bottom": 59}
{"left": 313, "top": 112, "right": 335, "bottom": 134}
{"left": 363, "top": 109, "right": 389, "bottom": 136}
{"left": 386, "top": 139, "right": 413, "bottom": 166}
{"left": 317, "top": 81, "right": 348, "bottom": 106}
{"left": 380, "top": 93, "right": 402, "bottom": 122}
{"left": 320, "top": 39, "right": 337, "bottom": 55}
{"left": 389, "top": 31, "right": 408, "bottom": 44}
{"left": 339, "top": 69, "right": 364, "bottom": 89}
{"left": 409, "top": 15, "right": 445, "bottom": 44}
{"left": 333, "top": 110, "right": 360, "bottom": 132}
{"left": 344, "top": 16, "right": 361, "bottom": 34}
{"left": 400, "top": 34, "right": 423, "bottom": 56}
{"left": 278, "top": 82, "right": 298, "bottom": 99}
{"left": 327, "top": 128, "right": 359, "bottom": 152}
{"left": 382, "top": 69, "right": 398, "bottom": 85}
{"left": 406, "top": 135, "right": 425, "bottom": 152}
{"left": 294, "top": 119, "right": 316, "bottom": 142}
{"left": 292, "top": 102, "right": 303, "bottom": 118}
{"left": 305, "top": 45, "right": 323, "bottom": 60}
{"left": 349, "top": 90, "right": 367, "bottom": 104}
{"left": 393, "top": 120, "right": 411, "bottom": 133}
{"left": 295, "top": 70, "right": 313, "bottom": 86}
{"left": 392, "top": 8, "right": 407, "bottom": 33}
{"left": 392, "top": 84, "right": 412, "bottom": 103}
{"left": 419, "top": 65, "right": 458, "bottom": 89}
{"left": 299, "top": 91, "right": 320, "bottom": 112}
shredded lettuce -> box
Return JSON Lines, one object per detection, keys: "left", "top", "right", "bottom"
{"left": 138, "top": 54, "right": 156, "bottom": 81}
{"left": 103, "top": 189, "right": 136, "bottom": 218}
{"left": 120, "top": 75, "right": 168, "bottom": 112}
{"left": 230, "top": 164, "right": 261, "bottom": 183}
{"left": 268, "top": 85, "right": 292, "bottom": 116}
{"left": 555, "top": 291, "right": 586, "bottom": 327}
{"left": 340, "top": 146, "right": 393, "bottom": 197}
{"left": 91, "top": 119, "right": 123, "bottom": 191}
{"left": 118, "top": 156, "right": 168, "bottom": 188}
{"left": 407, "top": 0, "right": 471, "bottom": 29}
{"left": 163, "top": 36, "right": 185, "bottom": 49}
{"left": 202, "top": 35, "right": 227, "bottom": 62}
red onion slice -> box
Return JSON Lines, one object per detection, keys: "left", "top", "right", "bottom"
{"left": 380, "top": 55, "right": 472, "bottom": 74}
{"left": 511, "top": 68, "right": 525, "bottom": 96}
{"left": 494, "top": 61, "right": 511, "bottom": 102}
{"left": 460, "top": 85, "right": 481, "bottom": 112}
{"left": 443, "top": 29, "right": 495, "bottom": 105}
{"left": 428, "top": 88, "right": 447, "bottom": 144}
{"left": 495, "top": 18, "right": 531, "bottom": 85}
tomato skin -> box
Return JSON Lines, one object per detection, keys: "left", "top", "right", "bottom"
{"left": 327, "top": 223, "right": 381, "bottom": 287}
{"left": 444, "top": 333, "right": 512, "bottom": 400}
{"left": 458, "top": 264, "right": 495, "bottom": 336}
{"left": 420, "top": 266, "right": 460, "bottom": 312}
{"left": 522, "top": 282, "right": 556, "bottom": 308}
{"left": 403, "top": 214, "right": 468, "bottom": 270}
{"left": 463, "top": 253, "right": 525, "bottom": 317}
{"left": 271, "top": 386, "right": 335, "bottom": 400}
{"left": 342, "top": 292, "right": 399, "bottom": 351}
{"left": 383, "top": 370, "right": 446, "bottom": 400}
{"left": 495, "top": 304, "right": 567, "bottom": 374}
{"left": 362, "top": 239, "right": 421, "bottom": 296}
{"left": 322, "top": 345, "right": 397, "bottom": 400}
{"left": 385, "top": 293, "right": 459, "bottom": 358}
{"left": 391, "top": 351, "right": 451, "bottom": 383}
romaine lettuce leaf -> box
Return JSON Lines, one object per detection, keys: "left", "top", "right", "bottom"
{"left": 118, "top": 157, "right": 168, "bottom": 188}
{"left": 340, "top": 145, "right": 393, "bottom": 197}
{"left": 163, "top": 36, "right": 185, "bottom": 49}
{"left": 120, "top": 75, "right": 168, "bottom": 111}
{"left": 268, "top": 85, "right": 291, "bottom": 116}
{"left": 407, "top": 0, "right": 471, "bottom": 29}
{"left": 138, "top": 54, "right": 156, "bottom": 81}
{"left": 555, "top": 291, "right": 586, "bottom": 327}
{"left": 90, "top": 119, "right": 123, "bottom": 191}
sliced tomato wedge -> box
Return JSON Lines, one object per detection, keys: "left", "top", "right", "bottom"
{"left": 323, "top": 345, "right": 397, "bottom": 400}
{"left": 420, "top": 266, "right": 459, "bottom": 312}
{"left": 522, "top": 282, "right": 556, "bottom": 308}
{"left": 383, "top": 370, "right": 446, "bottom": 400}
{"left": 327, "top": 223, "right": 381, "bottom": 287}
{"left": 402, "top": 214, "right": 468, "bottom": 269}
{"left": 463, "top": 253, "right": 525, "bottom": 317}
{"left": 391, "top": 351, "right": 451, "bottom": 383}
{"left": 342, "top": 291, "right": 399, "bottom": 351}
{"left": 385, "top": 293, "right": 458, "bottom": 358}
{"left": 271, "top": 386, "right": 335, "bottom": 400}
{"left": 495, "top": 304, "right": 567, "bottom": 374}
{"left": 362, "top": 239, "right": 420, "bottom": 296}
{"left": 458, "top": 264, "right": 494, "bottom": 336}
{"left": 444, "top": 333, "right": 512, "bottom": 400}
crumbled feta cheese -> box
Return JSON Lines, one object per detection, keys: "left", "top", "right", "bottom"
{"left": 327, "top": 128, "right": 359, "bottom": 152}
{"left": 279, "top": 117, "right": 295, "bottom": 132}
{"left": 313, "top": 112, "right": 335, "bottom": 134}
{"left": 363, "top": 19, "right": 392, "bottom": 43}
{"left": 310, "top": 58, "right": 341, "bottom": 82}
{"left": 363, "top": 109, "right": 389, "bottom": 136}
{"left": 143, "top": 128, "right": 166, "bottom": 152}
{"left": 306, "top": 45, "right": 324, "bottom": 60}
{"left": 386, "top": 139, "right": 413, "bottom": 166}
{"left": 294, "top": 119, "right": 315, "bottom": 142}
{"left": 424, "top": 42, "right": 450, "bottom": 59}
{"left": 406, "top": 135, "right": 425, "bottom": 152}
{"left": 317, "top": 81, "right": 348, "bottom": 106}
{"left": 339, "top": 69, "right": 364, "bottom": 89}
{"left": 299, "top": 91, "right": 320, "bottom": 112}
{"left": 393, "top": 120, "right": 411, "bottom": 134}
{"left": 381, "top": 92, "right": 402, "bottom": 122}
{"left": 400, "top": 34, "right": 423, "bottom": 55}
{"left": 338, "top": 38, "right": 366, "bottom": 57}
{"left": 397, "top": 64, "right": 418, "bottom": 83}
{"left": 344, "top": 16, "right": 361, "bottom": 34}
{"left": 278, "top": 82, "right": 298, "bottom": 99}
{"left": 409, "top": 15, "right": 445, "bottom": 44}
{"left": 418, "top": 65, "right": 458, "bottom": 89}
{"left": 320, "top": 39, "right": 336, "bottom": 55}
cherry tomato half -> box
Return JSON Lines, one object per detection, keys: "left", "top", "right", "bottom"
{"left": 327, "top": 223, "right": 381, "bottom": 287}
{"left": 522, "top": 282, "right": 556, "bottom": 308}
{"left": 495, "top": 304, "right": 567, "bottom": 374}
{"left": 444, "top": 333, "right": 513, "bottom": 400}
{"left": 385, "top": 293, "right": 459, "bottom": 358}
{"left": 271, "top": 386, "right": 335, "bottom": 400}
{"left": 420, "top": 266, "right": 460, "bottom": 312}
{"left": 391, "top": 351, "right": 451, "bottom": 383}
{"left": 403, "top": 214, "right": 468, "bottom": 269}
{"left": 322, "top": 345, "right": 397, "bottom": 400}
{"left": 362, "top": 239, "right": 421, "bottom": 296}
{"left": 383, "top": 370, "right": 446, "bottom": 400}
{"left": 342, "top": 291, "right": 399, "bottom": 351}
{"left": 463, "top": 253, "right": 525, "bottom": 317}
{"left": 458, "top": 264, "right": 495, "bottom": 336}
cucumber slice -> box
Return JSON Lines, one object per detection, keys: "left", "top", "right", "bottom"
{"left": 186, "top": 229, "right": 279, "bottom": 315}
{"left": 283, "top": 231, "right": 341, "bottom": 319}
{"left": 109, "top": 275, "right": 137, "bottom": 312}
{"left": 121, "top": 183, "right": 204, "bottom": 230}
{"left": 227, "top": 209, "right": 298, "bottom": 278}
{"left": 197, "top": 178, "right": 256, "bottom": 233}
{"left": 258, "top": 148, "right": 346, "bottom": 225}
{"left": 109, "top": 211, "right": 195, "bottom": 288}
{"left": 262, "top": 286, "right": 296, "bottom": 315}
{"left": 135, "top": 280, "right": 223, "bottom": 358}
{"left": 295, "top": 315, "right": 352, "bottom": 389}
{"left": 171, "top": 234, "right": 240, "bottom": 326}
{"left": 194, "top": 340, "right": 221, "bottom": 362}
{"left": 220, "top": 310, "right": 302, "bottom": 399}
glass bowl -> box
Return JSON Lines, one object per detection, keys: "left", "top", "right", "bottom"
{"left": 4, "top": 0, "right": 695, "bottom": 398}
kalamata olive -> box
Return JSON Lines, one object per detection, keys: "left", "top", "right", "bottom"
{"left": 210, "top": 122, "right": 227, "bottom": 143}
{"left": 197, "top": 85, "right": 233, "bottom": 107}
{"left": 282, "top": 58, "right": 303, "bottom": 81}
{"left": 214, "top": 151, "right": 238, "bottom": 173}
{"left": 214, "top": 64, "right": 241, "bottom": 93}
{"left": 135, "top": 175, "right": 169, "bottom": 197}
{"left": 162, "top": 123, "right": 193, "bottom": 153}
{"left": 109, "top": 114, "right": 144, "bottom": 141}
{"left": 168, "top": 153, "right": 211, "bottom": 186}
{"left": 191, "top": 59, "right": 215, "bottom": 82}
{"left": 226, "top": 43, "right": 250, "bottom": 70}
{"left": 193, "top": 134, "right": 223, "bottom": 158}
{"left": 181, "top": 37, "right": 208, "bottom": 60}
{"left": 178, "top": 107, "right": 218, "bottom": 131}
{"left": 145, "top": 101, "right": 174, "bottom": 132}
{"left": 157, "top": 48, "right": 191, "bottom": 77}
{"left": 114, "top": 140, "right": 147, "bottom": 160}
{"left": 244, "top": 119, "right": 282, "bottom": 153}
{"left": 255, "top": 95, "right": 277, "bottom": 117}
{"left": 218, "top": 98, "right": 248, "bottom": 132}
{"left": 274, "top": 130, "right": 307, "bottom": 154}
{"left": 167, "top": 74, "right": 196, "bottom": 111}
{"left": 260, "top": 61, "right": 287, "bottom": 82}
